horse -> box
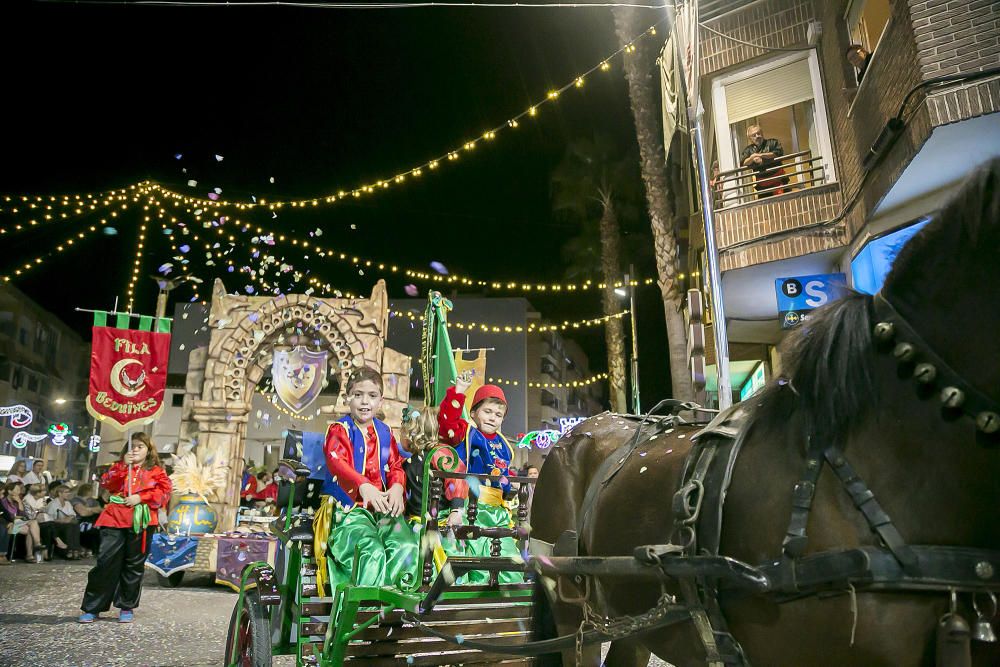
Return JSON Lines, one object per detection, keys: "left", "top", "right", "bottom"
{"left": 530, "top": 158, "right": 1000, "bottom": 667}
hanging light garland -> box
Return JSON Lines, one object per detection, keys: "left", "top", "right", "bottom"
{"left": 126, "top": 201, "right": 152, "bottom": 312}
{"left": 0, "top": 185, "right": 144, "bottom": 234}
{"left": 146, "top": 21, "right": 664, "bottom": 210}
{"left": 1, "top": 18, "right": 667, "bottom": 294}
{"left": 2, "top": 21, "right": 664, "bottom": 217}
{"left": 389, "top": 308, "right": 630, "bottom": 333}
{"left": 0, "top": 216, "right": 118, "bottom": 283}
{"left": 146, "top": 190, "right": 658, "bottom": 294}
{"left": 486, "top": 371, "right": 609, "bottom": 389}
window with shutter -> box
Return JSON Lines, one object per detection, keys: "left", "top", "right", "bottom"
{"left": 711, "top": 51, "right": 837, "bottom": 202}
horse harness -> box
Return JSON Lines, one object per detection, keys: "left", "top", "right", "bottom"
{"left": 636, "top": 293, "right": 1000, "bottom": 666}
{"left": 552, "top": 293, "right": 1000, "bottom": 664}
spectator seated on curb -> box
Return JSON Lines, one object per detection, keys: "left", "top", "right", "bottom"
{"left": 72, "top": 484, "right": 102, "bottom": 556}
{"left": 25, "top": 484, "right": 60, "bottom": 560}
{"left": 21, "top": 460, "right": 46, "bottom": 487}
{"left": 1, "top": 481, "right": 46, "bottom": 563}
{"left": 47, "top": 485, "right": 83, "bottom": 559}
{"left": 0, "top": 485, "right": 11, "bottom": 565}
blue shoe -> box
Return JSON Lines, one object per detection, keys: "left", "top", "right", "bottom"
{"left": 118, "top": 610, "right": 134, "bottom": 623}
{"left": 78, "top": 613, "right": 97, "bottom": 624}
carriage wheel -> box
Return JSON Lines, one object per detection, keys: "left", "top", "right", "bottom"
{"left": 157, "top": 571, "right": 184, "bottom": 588}
{"left": 224, "top": 588, "right": 272, "bottom": 667}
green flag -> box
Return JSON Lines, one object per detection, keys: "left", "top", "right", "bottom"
{"left": 421, "top": 292, "right": 458, "bottom": 408}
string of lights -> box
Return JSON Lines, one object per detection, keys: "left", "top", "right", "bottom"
{"left": 389, "top": 308, "right": 629, "bottom": 333}
{"left": 126, "top": 204, "right": 150, "bottom": 312}
{"left": 140, "top": 21, "right": 665, "bottom": 210}
{"left": 248, "top": 223, "right": 656, "bottom": 291}
{"left": 0, "top": 217, "right": 117, "bottom": 283}
{"left": 0, "top": 186, "right": 144, "bottom": 233}
{"left": 147, "top": 194, "right": 657, "bottom": 302}
{"left": 486, "top": 372, "right": 608, "bottom": 389}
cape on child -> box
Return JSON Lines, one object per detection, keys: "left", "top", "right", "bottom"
{"left": 438, "top": 370, "right": 523, "bottom": 584}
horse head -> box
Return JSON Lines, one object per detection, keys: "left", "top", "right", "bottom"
{"left": 880, "top": 157, "right": 1000, "bottom": 418}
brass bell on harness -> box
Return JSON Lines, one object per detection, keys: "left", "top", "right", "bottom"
{"left": 972, "top": 593, "right": 998, "bottom": 643}
{"left": 936, "top": 613, "right": 971, "bottom": 667}
{"left": 937, "top": 591, "right": 971, "bottom": 667}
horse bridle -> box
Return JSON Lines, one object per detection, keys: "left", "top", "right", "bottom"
{"left": 872, "top": 292, "right": 1000, "bottom": 433}
{"left": 663, "top": 291, "right": 1000, "bottom": 666}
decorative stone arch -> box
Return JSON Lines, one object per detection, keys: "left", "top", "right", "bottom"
{"left": 184, "top": 279, "right": 411, "bottom": 528}
{"left": 214, "top": 297, "right": 372, "bottom": 407}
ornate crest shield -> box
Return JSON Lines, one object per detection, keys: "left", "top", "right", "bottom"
{"left": 271, "top": 346, "right": 328, "bottom": 413}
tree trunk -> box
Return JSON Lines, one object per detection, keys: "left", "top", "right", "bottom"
{"left": 612, "top": 6, "right": 695, "bottom": 402}
{"left": 598, "top": 196, "right": 628, "bottom": 414}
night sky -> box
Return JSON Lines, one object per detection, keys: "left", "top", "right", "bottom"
{"left": 2, "top": 0, "right": 673, "bottom": 406}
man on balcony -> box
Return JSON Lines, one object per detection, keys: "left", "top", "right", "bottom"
{"left": 740, "top": 124, "right": 788, "bottom": 198}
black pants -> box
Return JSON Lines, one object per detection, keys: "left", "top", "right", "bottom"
{"left": 81, "top": 527, "right": 152, "bottom": 613}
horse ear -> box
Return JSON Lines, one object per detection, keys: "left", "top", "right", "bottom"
{"left": 883, "top": 157, "right": 1000, "bottom": 298}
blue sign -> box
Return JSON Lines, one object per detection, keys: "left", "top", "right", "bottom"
{"left": 851, "top": 218, "right": 930, "bottom": 295}
{"left": 775, "top": 273, "right": 848, "bottom": 329}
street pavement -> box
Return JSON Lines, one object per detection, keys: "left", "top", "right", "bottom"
{"left": 0, "top": 559, "right": 671, "bottom": 666}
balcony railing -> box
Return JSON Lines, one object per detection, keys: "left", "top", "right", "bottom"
{"left": 712, "top": 150, "right": 828, "bottom": 209}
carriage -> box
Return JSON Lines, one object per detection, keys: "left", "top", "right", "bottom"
{"left": 225, "top": 162, "right": 1000, "bottom": 667}
{"left": 223, "top": 447, "right": 541, "bottom": 666}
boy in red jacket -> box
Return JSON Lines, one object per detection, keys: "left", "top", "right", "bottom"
{"left": 320, "top": 366, "right": 412, "bottom": 590}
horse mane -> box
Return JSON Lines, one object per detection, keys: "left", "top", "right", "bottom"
{"left": 750, "top": 158, "right": 1000, "bottom": 446}
{"left": 750, "top": 291, "right": 876, "bottom": 446}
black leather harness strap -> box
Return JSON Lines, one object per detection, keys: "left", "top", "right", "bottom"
{"left": 781, "top": 435, "right": 825, "bottom": 558}
{"left": 823, "top": 445, "right": 920, "bottom": 575}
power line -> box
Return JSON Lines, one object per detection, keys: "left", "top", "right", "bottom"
{"left": 36, "top": 0, "right": 674, "bottom": 9}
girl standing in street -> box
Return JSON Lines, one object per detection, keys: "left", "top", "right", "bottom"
{"left": 79, "top": 433, "right": 172, "bottom": 623}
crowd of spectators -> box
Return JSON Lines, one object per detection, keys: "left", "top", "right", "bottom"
{"left": 1, "top": 460, "right": 106, "bottom": 565}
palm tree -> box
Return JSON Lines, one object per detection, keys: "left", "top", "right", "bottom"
{"left": 612, "top": 6, "right": 695, "bottom": 401}
{"left": 552, "top": 135, "right": 645, "bottom": 413}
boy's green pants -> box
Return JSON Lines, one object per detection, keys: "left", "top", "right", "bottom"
{"left": 327, "top": 506, "right": 421, "bottom": 589}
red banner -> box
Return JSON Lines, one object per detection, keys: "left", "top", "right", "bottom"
{"left": 86, "top": 326, "right": 171, "bottom": 430}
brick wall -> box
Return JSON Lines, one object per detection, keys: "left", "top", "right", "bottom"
{"left": 699, "top": 0, "right": 815, "bottom": 76}
{"left": 715, "top": 183, "right": 845, "bottom": 271}
{"left": 911, "top": 0, "right": 1000, "bottom": 78}
{"left": 695, "top": 0, "right": 999, "bottom": 271}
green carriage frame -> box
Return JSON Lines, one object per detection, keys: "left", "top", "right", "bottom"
{"left": 224, "top": 445, "right": 536, "bottom": 667}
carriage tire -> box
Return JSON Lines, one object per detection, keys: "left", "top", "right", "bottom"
{"left": 157, "top": 571, "right": 184, "bottom": 588}
{"left": 224, "top": 588, "right": 272, "bottom": 667}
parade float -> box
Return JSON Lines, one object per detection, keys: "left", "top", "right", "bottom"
{"left": 146, "top": 278, "right": 413, "bottom": 590}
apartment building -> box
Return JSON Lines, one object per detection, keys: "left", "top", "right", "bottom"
{"left": 524, "top": 328, "right": 605, "bottom": 468}
{"left": 673, "top": 0, "right": 999, "bottom": 404}
{"left": 0, "top": 284, "right": 92, "bottom": 478}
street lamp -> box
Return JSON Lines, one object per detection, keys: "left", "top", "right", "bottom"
{"left": 52, "top": 397, "right": 97, "bottom": 481}
{"left": 616, "top": 264, "right": 641, "bottom": 415}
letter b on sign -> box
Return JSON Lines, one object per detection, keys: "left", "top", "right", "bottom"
{"left": 781, "top": 279, "right": 802, "bottom": 298}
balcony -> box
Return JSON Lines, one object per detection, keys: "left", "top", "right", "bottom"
{"left": 713, "top": 151, "right": 827, "bottom": 209}
{"left": 710, "top": 153, "right": 844, "bottom": 272}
